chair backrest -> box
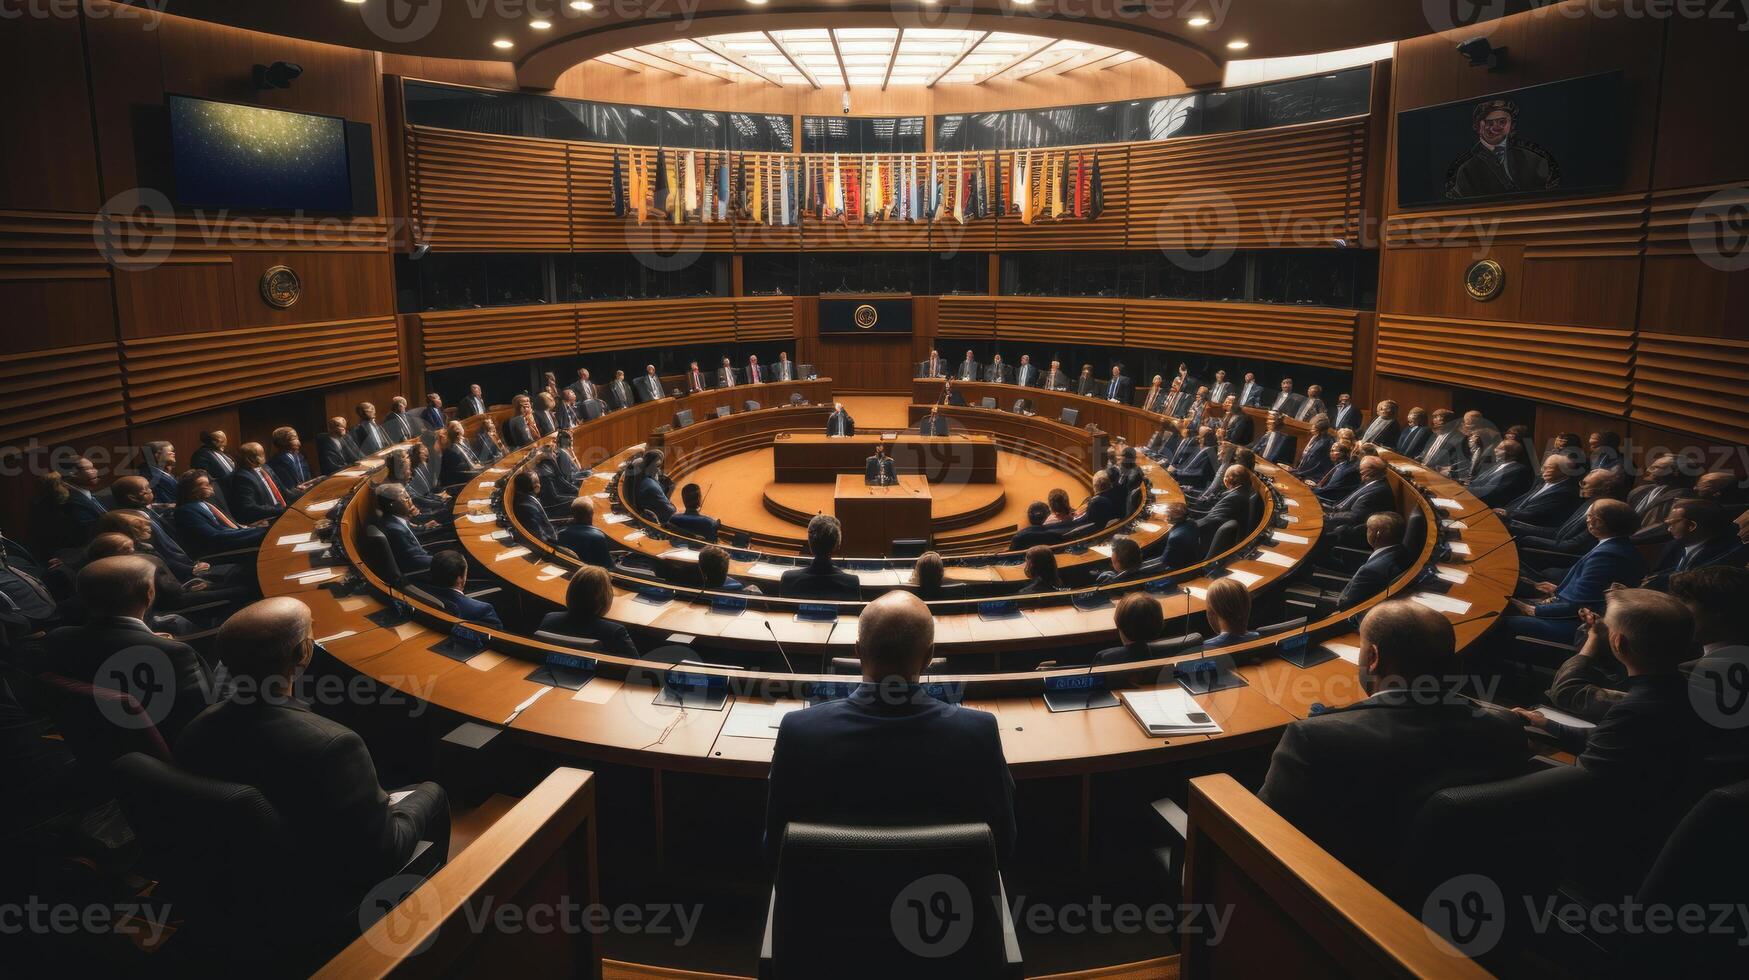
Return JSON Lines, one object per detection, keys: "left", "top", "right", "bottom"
{"left": 770, "top": 822, "right": 1017, "bottom": 978}
{"left": 891, "top": 538, "right": 928, "bottom": 558}
{"left": 359, "top": 523, "right": 402, "bottom": 586}
{"left": 979, "top": 396, "right": 998, "bottom": 409}
{"left": 27, "top": 671, "right": 172, "bottom": 771}
{"left": 1204, "top": 519, "right": 1240, "bottom": 559}
{"left": 1256, "top": 616, "right": 1308, "bottom": 637}
{"left": 789, "top": 392, "right": 807, "bottom": 405}
{"left": 743, "top": 400, "right": 761, "bottom": 412}
{"left": 1010, "top": 399, "right": 1027, "bottom": 413}
{"left": 1403, "top": 504, "right": 1427, "bottom": 551}
{"left": 731, "top": 530, "right": 752, "bottom": 549}
{"left": 1634, "top": 778, "right": 1749, "bottom": 970}
{"left": 531, "top": 630, "right": 604, "bottom": 653}
{"left": 1145, "top": 632, "right": 1204, "bottom": 657}
{"left": 1058, "top": 408, "right": 1079, "bottom": 426}
{"left": 673, "top": 409, "right": 694, "bottom": 428}
{"left": 580, "top": 398, "right": 604, "bottom": 420}
{"left": 799, "top": 363, "right": 815, "bottom": 379}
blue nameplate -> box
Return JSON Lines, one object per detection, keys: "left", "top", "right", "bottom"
{"left": 1073, "top": 591, "right": 1113, "bottom": 609}
{"left": 709, "top": 594, "right": 749, "bottom": 615}
{"left": 635, "top": 586, "right": 674, "bottom": 605}
{"left": 1044, "top": 672, "right": 1105, "bottom": 693}
{"left": 1144, "top": 577, "right": 1179, "bottom": 594}
{"left": 977, "top": 600, "right": 1022, "bottom": 621}
{"left": 796, "top": 603, "right": 838, "bottom": 622}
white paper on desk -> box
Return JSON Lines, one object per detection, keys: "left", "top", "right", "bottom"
{"left": 467, "top": 498, "right": 490, "bottom": 508}
{"left": 464, "top": 512, "right": 498, "bottom": 524}
{"left": 659, "top": 548, "right": 701, "bottom": 562}
{"left": 593, "top": 492, "right": 610, "bottom": 500}
{"left": 1151, "top": 488, "right": 1171, "bottom": 497}
{"left": 1136, "top": 522, "right": 1162, "bottom": 533}
{"left": 1447, "top": 541, "right": 1473, "bottom": 556}
{"left": 1435, "top": 564, "right": 1471, "bottom": 585}
{"left": 477, "top": 481, "right": 496, "bottom": 489}
{"left": 487, "top": 467, "right": 509, "bottom": 474}
{"left": 288, "top": 569, "right": 341, "bottom": 584}
{"left": 537, "top": 565, "right": 568, "bottom": 579}
{"left": 1442, "top": 519, "right": 1468, "bottom": 531}
{"left": 493, "top": 546, "right": 532, "bottom": 562}
{"left": 316, "top": 629, "right": 357, "bottom": 645}
{"left": 1225, "top": 568, "right": 1262, "bottom": 587}
{"left": 1121, "top": 688, "right": 1223, "bottom": 737}
{"left": 1280, "top": 514, "right": 1299, "bottom": 524}
{"left": 1255, "top": 550, "right": 1295, "bottom": 568}
{"left": 573, "top": 681, "right": 616, "bottom": 704}
{"left": 1534, "top": 705, "right": 1597, "bottom": 730}
{"left": 488, "top": 529, "right": 512, "bottom": 541}
{"left": 276, "top": 532, "right": 313, "bottom": 546}
{"left": 1325, "top": 642, "right": 1361, "bottom": 665}
{"left": 335, "top": 468, "right": 367, "bottom": 478}
{"left": 601, "top": 513, "right": 631, "bottom": 524}
{"left": 1149, "top": 504, "right": 1169, "bottom": 517}
{"left": 749, "top": 562, "right": 790, "bottom": 578}
{"left": 1432, "top": 497, "right": 1463, "bottom": 511}
{"left": 1411, "top": 592, "right": 1472, "bottom": 615}
{"left": 1186, "top": 586, "right": 1209, "bottom": 600}
{"left": 465, "top": 650, "right": 508, "bottom": 672}
{"left": 292, "top": 541, "right": 328, "bottom": 553}
{"left": 722, "top": 700, "right": 805, "bottom": 739}
{"left": 1091, "top": 544, "right": 1114, "bottom": 558}
{"left": 1272, "top": 531, "right": 1309, "bottom": 545}
{"left": 624, "top": 530, "right": 645, "bottom": 542}
{"left": 1283, "top": 496, "right": 1300, "bottom": 508}
{"left": 306, "top": 499, "right": 339, "bottom": 514}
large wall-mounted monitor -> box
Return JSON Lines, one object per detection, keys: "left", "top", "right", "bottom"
{"left": 1395, "top": 71, "right": 1627, "bottom": 210}
{"left": 167, "top": 94, "right": 377, "bottom": 215}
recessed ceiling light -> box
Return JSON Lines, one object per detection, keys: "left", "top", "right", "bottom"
{"left": 1011, "top": 0, "right": 1036, "bottom": 4}
{"left": 1226, "top": 39, "right": 1249, "bottom": 50}
{"left": 343, "top": 0, "right": 366, "bottom": 5}
{"left": 746, "top": 0, "right": 769, "bottom": 5}
{"left": 530, "top": 19, "right": 551, "bottom": 29}
{"left": 493, "top": 38, "right": 514, "bottom": 49}
{"left": 569, "top": 0, "right": 593, "bottom": 8}
{"left": 1187, "top": 15, "right": 1210, "bottom": 27}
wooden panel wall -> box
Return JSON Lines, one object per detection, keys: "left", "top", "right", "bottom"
{"left": 407, "top": 127, "right": 571, "bottom": 251}
{"left": 416, "top": 297, "right": 797, "bottom": 370}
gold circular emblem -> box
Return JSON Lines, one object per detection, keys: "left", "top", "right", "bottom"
{"left": 260, "top": 265, "right": 302, "bottom": 310}
{"left": 852, "top": 303, "right": 879, "bottom": 329}
{"left": 1464, "top": 258, "right": 1505, "bottom": 302}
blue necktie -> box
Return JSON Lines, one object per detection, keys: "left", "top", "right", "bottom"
{"left": 1108, "top": 379, "right": 1118, "bottom": 400}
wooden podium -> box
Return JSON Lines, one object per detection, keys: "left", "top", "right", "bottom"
{"left": 833, "top": 474, "right": 932, "bottom": 557}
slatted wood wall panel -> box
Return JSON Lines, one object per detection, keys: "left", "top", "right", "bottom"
{"left": 420, "top": 305, "right": 576, "bottom": 371}
{"left": 123, "top": 316, "right": 400, "bottom": 423}
{"left": 1, "top": 210, "right": 111, "bottom": 280}
{"left": 569, "top": 143, "right": 738, "bottom": 252}
{"left": 935, "top": 296, "right": 997, "bottom": 337}
{"left": 1123, "top": 301, "right": 1358, "bottom": 368}
{"left": 997, "top": 147, "right": 1130, "bottom": 250}
{"left": 994, "top": 297, "right": 1125, "bottom": 344}
{"left": 576, "top": 298, "right": 738, "bottom": 352}
{"left": 1645, "top": 182, "right": 1746, "bottom": 259}
{"left": 1382, "top": 190, "right": 1648, "bottom": 258}
{"left": 0, "top": 342, "right": 126, "bottom": 445}
{"left": 407, "top": 127, "right": 570, "bottom": 251}
{"left": 732, "top": 296, "right": 795, "bottom": 341}
{"left": 1130, "top": 119, "right": 1365, "bottom": 249}
{"left": 1633, "top": 332, "right": 1749, "bottom": 445}
{"left": 1375, "top": 315, "right": 1633, "bottom": 416}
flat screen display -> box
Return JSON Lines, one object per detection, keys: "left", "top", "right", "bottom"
{"left": 168, "top": 95, "right": 356, "bottom": 213}
{"left": 1395, "top": 71, "right": 1627, "bottom": 209}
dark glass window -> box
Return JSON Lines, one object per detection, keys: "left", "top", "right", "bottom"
{"left": 482, "top": 254, "right": 546, "bottom": 306}
{"left": 802, "top": 116, "right": 927, "bottom": 154}
{"left": 417, "top": 254, "right": 487, "bottom": 310}
{"left": 744, "top": 253, "right": 800, "bottom": 296}
{"left": 404, "top": 82, "right": 789, "bottom": 150}
{"left": 927, "top": 252, "right": 989, "bottom": 295}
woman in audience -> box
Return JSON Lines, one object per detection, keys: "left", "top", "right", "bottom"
{"left": 1015, "top": 546, "right": 1063, "bottom": 594}
{"left": 1201, "top": 577, "right": 1260, "bottom": 648}
{"left": 1043, "top": 488, "right": 1075, "bottom": 526}
{"left": 911, "top": 551, "right": 964, "bottom": 599}
{"left": 538, "top": 565, "right": 638, "bottom": 660}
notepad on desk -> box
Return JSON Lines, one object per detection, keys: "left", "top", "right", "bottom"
{"left": 1533, "top": 705, "right": 1596, "bottom": 730}
{"left": 1325, "top": 642, "right": 1361, "bottom": 665}
{"left": 1091, "top": 544, "right": 1114, "bottom": 558}
{"left": 601, "top": 513, "right": 632, "bottom": 524}
{"left": 1271, "top": 531, "right": 1309, "bottom": 545}
{"left": 1447, "top": 541, "right": 1472, "bottom": 556}
{"left": 305, "top": 499, "right": 339, "bottom": 514}
{"left": 276, "top": 532, "right": 313, "bottom": 546}
{"left": 1136, "top": 522, "right": 1162, "bottom": 533}
{"left": 659, "top": 548, "right": 701, "bottom": 562}
{"left": 1432, "top": 497, "right": 1463, "bottom": 510}
{"left": 464, "top": 512, "right": 497, "bottom": 524}
{"left": 1121, "top": 688, "right": 1223, "bottom": 737}
{"left": 721, "top": 700, "right": 805, "bottom": 739}
{"left": 1434, "top": 564, "right": 1470, "bottom": 584}
{"left": 292, "top": 541, "right": 328, "bottom": 554}
{"left": 1411, "top": 592, "right": 1471, "bottom": 615}
{"left": 493, "top": 546, "right": 532, "bottom": 562}
{"left": 1255, "top": 550, "right": 1295, "bottom": 568}
{"left": 1225, "top": 568, "right": 1262, "bottom": 587}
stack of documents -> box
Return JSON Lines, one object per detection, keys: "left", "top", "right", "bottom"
{"left": 1121, "top": 688, "right": 1223, "bottom": 737}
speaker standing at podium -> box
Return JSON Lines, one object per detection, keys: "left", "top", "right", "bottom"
{"left": 865, "top": 444, "right": 896, "bottom": 486}
{"left": 826, "top": 402, "right": 855, "bottom": 437}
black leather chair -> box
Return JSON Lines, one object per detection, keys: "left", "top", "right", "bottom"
{"left": 1203, "top": 519, "right": 1240, "bottom": 560}
{"left": 14, "top": 668, "right": 173, "bottom": 779}
{"left": 1632, "top": 778, "right": 1749, "bottom": 973}
{"left": 744, "top": 400, "right": 761, "bottom": 412}
{"left": 798, "top": 363, "right": 815, "bottom": 379}
{"left": 580, "top": 398, "right": 605, "bottom": 420}
{"left": 358, "top": 522, "right": 405, "bottom": 586}
{"left": 891, "top": 538, "right": 929, "bottom": 558}
{"left": 1058, "top": 408, "right": 1079, "bottom": 426}
{"left": 760, "top": 822, "right": 1022, "bottom": 979}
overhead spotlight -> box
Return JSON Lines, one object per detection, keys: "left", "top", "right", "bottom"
{"left": 530, "top": 19, "right": 552, "bottom": 29}
{"left": 568, "top": 0, "right": 593, "bottom": 8}
{"left": 1187, "top": 15, "right": 1210, "bottom": 27}
{"left": 1226, "top": 39, "right": 1248, "bottom": 50}
{"left": 1456, "top": 36, "right": 1508, "bottom": 70}
{"left": 342, "top": 0, "right": 366, "bottom": 5}
{"left": 1011, "top": 0, "right": 1036, "bottom": 5}
{"left": 493, "top": 38, "right": 514, "bottom": 49}
{"left": 745, "top": 0, "right": 769, "bottom": 5}
{"left": 252, "top": 61, "right": 303, "bottom": 89}
{"left": 411, "top": 242, "right": 431, "bottom": 261}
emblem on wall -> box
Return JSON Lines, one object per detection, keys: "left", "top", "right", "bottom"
{"left": 1464, "top": 258, "right": 1505, "bottom": 302}
{"left": 259, "top": 265, "right": 302, "bottom": 309}
{"left": 853, "top": 303, "right": 879, "bottom": 329}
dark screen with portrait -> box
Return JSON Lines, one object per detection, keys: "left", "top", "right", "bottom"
{"left": 1395, "top": 71, "right": 1626, "bottom": 209}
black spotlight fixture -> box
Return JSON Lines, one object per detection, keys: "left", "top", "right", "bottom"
{"left": 253, "top": 61, "right": 304, "bottom": 90}
{"left": 1456, "top": 37, "right": 1507, "bottom": 71}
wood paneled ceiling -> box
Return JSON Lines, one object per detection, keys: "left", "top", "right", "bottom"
{"left": 142, "top": 0, "right": 1533, "bottom": 89}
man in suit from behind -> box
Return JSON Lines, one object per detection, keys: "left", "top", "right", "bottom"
{"left": 39, "top": 556, "right": 214, "bottom": 741}
{"left": 176, "top": 597, "right": 450, "bottom": 905}
{"left": 1197, "top": 465, "right": 1257, "bottom": 534}
{"left": 1258, "top": 600, "right": 1526, "bottom": 886}
{"left": 918, "top": 348, "right": 945, "bottom": 379}
{"left": 956, "top": 349, "right": 980, "bottom": 382}
{"left": 638, "top": 364, "right": 666, "bottom": 403}
{"left": 1494, "top": 453, "right": 1581, "bottom": 528}
{"left": 1467, "top": 438, "right": 1533, "bottom": 508}
{"left": 864, "top": 444, "right": 896, "bottom": 487}
{"left": 1095, "top": 535, "right": 1145, "bottom": 586}
{"left": 779, "top": 515, "right": 860, "bottom": 600}
{"left": 1159, "top": 501, "right": 1201, "bottom": 569}
{"left": 763, "top": 590, "right": 1014, "bottom": 866}
{"left": 374, "top": 483, "right": 433, "bottom": 576}
{"left": 1502, "top": 498, "right": 1645, "bottom": 650}
{"left": 825, "top": 402, "right": 855, "bottom": 437}
{"left": 317, "top": 417, "right": 359, "bottom": 475}
{"left": 939, "top": 379, "right": 967, "bottom": 407}
{"left": 1338, "top": 512, "right": 1409, "bottom": 610}
{"left": 460, "top": 384, "right": 488, "bottom": 418}
{"left": 1356, "top": 400, "right": 1400, "bottom": 448}
{"left": 1395, "top": 407, "right": 1432, "bottom": 459}
{"left": 1252, "top": 411, "right": 1295, "bottom": 465}
{"left": 1014, "top": 354, "right": 1040, "bottom": 388}
{"left": 351, "top": 403, "right": 392, "bottom": 455}
{"left": 427, "top": 549, "right": 501, "bottom": 628}
{"left": 1102, "top": 364, "right": 1133, "bottom": 404}
{"left": 1009, "top": 501, "right": 1063, "bottom": 551}
{"left": 109, "top": 476, "right": 219, "bottom": 587}
{"left": 230, "top": 443, "right": 289, "bottom": 525}
{"left": 265, "top": 427, "right": 313, "bottom": 497}
{"left": 667, "top": 483, "right": 720, "bottom": 541}
{"left": 140, "top": 441, "right": 180, "bottom": 505}
{"left": 512, "top": 469, "right": 559, "bottom": 545}
{"left": 1330, "top": 393, "right": 1362, "bottom": 433}
{"left": 917, "top": 405, "right": 950, "bottom": 436}
{"left": 558, "top": 497, "right": 615, "bottom": 570}
{"left": 699, "top": 544, "right": 760, "bottom": 595}
{"left": 984, "top": 354, "right": 1011, "bottom": 384}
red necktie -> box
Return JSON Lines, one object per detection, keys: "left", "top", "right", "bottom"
{"left": 261, "top": 470, "right": 285, "bottom": 506}
{"left": 752, "top": 365, "right": 760, "bottom": 383}
{"left": 208, "top": 502, "right": 239, "bottom": 529}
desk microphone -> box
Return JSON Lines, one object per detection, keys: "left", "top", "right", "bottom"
{"left": 764, "top": 619, "right": 798, "bottom": 675}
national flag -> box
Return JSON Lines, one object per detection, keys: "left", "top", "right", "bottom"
{"left": 1088, "top": 152, "right": 1104, "bottom": 220}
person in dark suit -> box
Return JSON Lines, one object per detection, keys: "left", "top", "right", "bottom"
{"left": 1289, "top": 419, "right": 1335, "bottom": 482}
{"left": 530, "top": 392, "right": 559, "bottom": 437}
{"left": 779, "top": 515, "right": 860, "bottom": 601}
{"left": 190, "top": 430, "right": 238, "bottom": 493}
{"left": 554, "top": 498, "right": 614, "bottom": 571}
{"left": 316, "top": 417, "right": 359, "bottom": 476}
{"left": 666, "top": 483, "right": 720, "bottom": 541}
{"left": 56, "top": 456, "right": 109, "bottom": 542}
{"left": 1207, "top": 370, "right": 1234, "bottom": 406}
{"left": 1251, "top": 412, "right": 1295, "bottom": 465}
{"left": 511, "top": 470, "right": 558, "bottom": 545}
{"left": 684, "top": 360, "right": 708, "bottom": 394}
{"left": 536, "top": 433, "right": 587, "bottom": 505}
{"left": 1095, "top": 535, "right": 1145, "bottom": 586}
{"left": 909, "top": 551, "right": 966, "bottom": 600}
{"left": 1013, "top": 354, "right": 1040, "bottom": 388}
{"left": 984, "top": 354, "right": 1012, "bottom": 384}
{"left": 1514, "top": 468, "right": 1625, "bottom": 555}
{"left": 864, "top": 444, "right": 896, "bottom": 487}
{"left": 1417, "top": 410, "right": 1468, "bottom": 477}
{"left": 1265, "top": 378, "right": 1302, "bottom": 417}
{"left": 265, "top": 427, "right": 312, "bottom": 497}
{"left": 1501, "top": 499, "right": 1645, "bottom": 649}
{"left": 633, "top": 452, "right": 676, "bottom": 524}
{"left": 427, "top": 550, "right": 501, "bottom": 628}
{"left": 1467, "top": 439, "right": 1533, "bottom": 508}
{"left": 1356, "top": 400, "right": 1400, "bottom": 448}
{"left": 637, "top": 364, "right": 666, "bottom": 403}
{"left": 715, "top": 357, "right": 738, "bottom": 389}
{"left": 349, "top": 404, "right": 393, "bottom": 455}
{"left": 1014, "top": 545, "right": 1064, "bottom": 594}
{"left": 1294, "top": 384, "right": 1328, "bottom": 424}
{"left": 1144, "top": 420, "right": 1181, "bottom": 461}
{"left": 917, "top": 405, "right": 950, "bottom": 436}
{"left": 955, "top": 350, "right": 981, "bottom": 382}
{"left": 108, "top": 476, "right": 220, "bottom": 586}
{"left": 460, "top": 384, "right": 488, "bottom": 418}
{"left": 763, "top": 590, "right": 1015, "bottom": 866}
{"left": 1101, "top": 364, "right": 1133, "bottom": 404}
{"left": 1143, "top": 377, "right": 1174, "bottom": 415}
{"left": 1445, "top": 99, "right": 1559, "bottom": 200}
{"left": 605, "top": 371, "right": 635, "bottom": 411}
{"left": 566, "top": 369, "right": 598, "bottom": 408}
{"left": 140, "top": 441, "right": 180, "bottom": 504}
{"left": 772, "top": 352, "right": 798, "bottom": 382}
{"left": 1314, "top": 441, "right": 1360, "bottom": 501}
{"left": 1627, "top": 453, "right": 1694, "bottom": 530}
{"left": 172, "top": 471, "right": 267, "bottom": 557}
{"left": 420, "top": 392, "right": 447, "bottom": 431}
{"left": 1066, "top": 471, "right": 1120, "bottom": 535}
{"left": 1236, "top": 373, "right": 1265, "bottom": 407}
{"left": 472, "top": 418, "right": 507, "bottom": 465}
{"left": 536, "top": 565, "right": 638, "bottom": 659}
{"left": 917, "top": 348, "right": 945, "bottom": 379}
{"left": 1009, "top": 502, "right": 1064, "bottom": 551}
{"left": 1065, "top": 364, "right": 1090, "bottom": 397}
{"left": 1093, "top": 592, "right": 1167, "bottom": 666}
{"left": 382, "top": 396, "right": 421, "bottom": 443}
{"left": 1258, "top": 600, "right": 1527, "bottom": 885}
{"left": 743, "top": 354, "right": 765, "bottom": 386}
{"left": 554, "top": 389, "right": 581, "bottom": 429}
{"left": 1330, "top": 393, "right": 1362, "bottom": 433}
{"left": 373, "top": 484, "right": 433, "bottom": 576}
{"left": 1197, "top": 466, "right": 1257, "bottom": 535}
{"left": 1586, "top": 430, "right": 1624, "bottom": 474}
{"left": 439, "top": 421, "right": 484, "bottom": 487}
{"left": 1515, "top": 588, "right": 1702, "bottom": 793}
{"left": 229, "top": 443, "right": 289, "bottom": 525}
{"left": 825, "top": 402, "right": 855, "bottom": 437}
{"left": 176, "top": 597, "right": 449, "bottom": 901}
{"left": 1216, "top": 396, "right": 1252, "bottom": 446}
{"left": 1043, "top": 359, "right": 1071, "bottom": 392}
{"left": 1394, "top": 408, "right": 1432, "bottom": 459}
{"left": 37, "top": 556, "right": 214, "bottom": 740}
{"left": 1155, "top": 502, "right": 1202, "bottom": 569}
{"left": 938, "top": 379, "right": 967, "bottom": 407}
{"left": 1494, "top": 454, "right": 1581, "bottom": 529}
{"left": 1642, "top": 499, "right": 1744, "bottom": 591}
{"left": 1338, "top": 512, "right": 1409, "bottom": 610}
{"left": 1168, "top": 428, "right": 1219, "bottom": 492}
{"left": 1322, "top": 457, "right": 1396, "bottom": 542}
{"left": 698, "top": 544, "right": 760, "bottom": 595}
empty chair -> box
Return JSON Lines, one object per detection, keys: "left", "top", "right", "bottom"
{"left": 1203, "top": 519, "right": 1240, "bottom": 560}
{"left": 1058, "top": 408, "right": 1079, "bottom": 426}
{"left": 744, "top": 399, "right": 761, "bottom": 412}
{"left": 580, "top": 398, "right": 605, "bottom": 420}
{"left": 761, "top": 822, "right": 1023, "bottom": 979}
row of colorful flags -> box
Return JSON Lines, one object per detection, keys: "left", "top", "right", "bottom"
{"left": 610, "top": 148, "right": 1105, "bottom": 225}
